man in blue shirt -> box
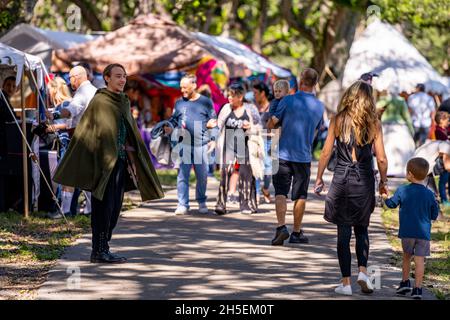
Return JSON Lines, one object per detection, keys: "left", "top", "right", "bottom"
{"left": 164, "top": 74, "right": 217, "bottom": 215}
{"left": 267, "top": 68, "right": 324, "bottom": 245}
{"left": 383, "top": 157, "right": 439, "bottom": 299}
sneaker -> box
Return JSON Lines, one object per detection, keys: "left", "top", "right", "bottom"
{"left": 396, "top": 279, "right": 412, "bottom": 295}
{"left": 271, "top": 226, "right": 290, "bottom": 245}
{"left": 227, "top": 194, "right": 238, "bottom": 204}
{"left": 288, "top": 230, "right": 309, "bottom": 244}
{"left": 214, "top": 205, "right": 227, "bottom": 215}
{"left": 357, "top": 272, "right": 374, "bottom": 294}
{"left": 411, "top": 287, "right": 422, "bottom": 300}
{"left": 198, "top": 203, "right": 209, "bottom": 214}
{"left": 261, "top": 188, "right": 271, "bottom": 204}
{"left": 334, "top": 283, "right": 352, "bottom": 296}
{"left": 241, "top": 209, "right": 252, "bottom": 215}
{"left": 175, "top": 206, "right": 188, "bottom": 215}
{"left": 47, "top": 211, "right": 64, "bottom": 219}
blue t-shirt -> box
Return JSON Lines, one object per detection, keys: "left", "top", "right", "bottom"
{"left": 171, "top": 95, "right": 217, "bottom": 146}
{"left": 384, "top": 183, "right": 439, "bottom": 240}
{"left": 273, "top": 91, "right": 324, "bottom": 163}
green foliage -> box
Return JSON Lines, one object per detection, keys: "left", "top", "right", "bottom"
{"left": 3, "top": 0, "right": 449, "bottom": 77}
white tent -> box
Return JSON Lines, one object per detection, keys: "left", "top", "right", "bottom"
{"left": 0, "top": 24, "right": 98, "bottom": 68}
{"left": 0, "top": 42, "right": 45, "bottom": 89}
{"left": 0, "top": 43, "right": 48, "bottom": 217}
{"left": 194, "top": 32, "right": 292, "bottom": 78}
{"left": 342, "top": 19, "right": 448, "bottom": 95}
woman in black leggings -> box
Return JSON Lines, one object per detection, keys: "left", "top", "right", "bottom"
{"left": 314, "top": 81, "right": 389, "bottom": 296}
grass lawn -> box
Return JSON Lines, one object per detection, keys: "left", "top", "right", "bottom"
{"left": 156, "top": 169, "right": 196, "bottom": 188}
{"left": 0, "top": 211, "right": 91, "bottom": 299}
{"left": 381, "top": 204, "right": 450, "bottom": 300}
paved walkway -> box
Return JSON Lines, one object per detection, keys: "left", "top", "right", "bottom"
{"left": 37, "top": 165, "right": 435, "bottom": 300}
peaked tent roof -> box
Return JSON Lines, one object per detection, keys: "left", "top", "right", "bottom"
{"left": 51, "top": 14, "right": 248, "bottom": 76}
{"left": 193, "top": 32, "right": 292, "bottom": 78}
{"left": 0, "top": 42, "right": 45, "bottom": 88}
{"left": 0, "top": 23, "right": 97, "bottom": 68}
{"left": 342, "top": 19, "right": 448, "bottom": 95}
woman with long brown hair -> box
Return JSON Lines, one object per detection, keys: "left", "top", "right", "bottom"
{"left": 314, "top": 80, "right": 389, "bottom": 296}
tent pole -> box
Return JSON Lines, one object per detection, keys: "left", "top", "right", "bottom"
{"left": 21, "top": 70, "right": 29, "bottom": 218}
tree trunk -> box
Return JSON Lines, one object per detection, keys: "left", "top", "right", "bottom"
{"left": 70, "top": 0, "right": 103, "bottom": 31}
{"left": 109, "top": 0, "right": 123, "bottom": 30}
{"left": 311, "top": 4, "right": 364, "bottom": 86}
{"left": 221, "top": 0, "right": 239, "bottom": 37}
{"left": 251, "top": 0, "right": 268, "bottom": 53}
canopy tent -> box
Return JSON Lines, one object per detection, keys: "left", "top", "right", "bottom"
{"left": 193, "top": 32, "right": 292, "bottom": 79}
{"left": 0, "top": 23, "right": 98, "bottom": 69}
{"left": 342, "top": 19, "right": 448, "bottom": 95}
{"left": 51, "top": 14, "right": 247, "bottom": 77}
{"left": 0, "top": 44, "right": 49, "bottom": 217}
{"left": 0, "top": 42, "right": 45, "bottom": 90}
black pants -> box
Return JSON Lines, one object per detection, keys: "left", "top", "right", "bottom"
{"left": 337, "top": 225, "right": 369, "bottom": 277}
{"left": 216, "top": 163, "right": 257, "bottom": 212}
{"left": 91, "top": 158, "right": 126, "bottom": 253}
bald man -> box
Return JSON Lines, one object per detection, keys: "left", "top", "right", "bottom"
{"left": 46, "top": 65, "right": 98, "bottom": 218}
{"left": 47, "top": 66, "right": 97, "bottom": 129}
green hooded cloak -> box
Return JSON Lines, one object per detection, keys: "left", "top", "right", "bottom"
{"left": 53, "top": 88, "right": 164, "bottom": 201}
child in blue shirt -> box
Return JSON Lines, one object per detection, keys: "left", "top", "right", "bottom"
{"left": 383, "top": 157, "right": 439, "bottom": 299}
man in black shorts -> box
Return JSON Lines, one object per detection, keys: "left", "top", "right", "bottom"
{"left": 267, "top": 68, "right": 325, "bottom": 245}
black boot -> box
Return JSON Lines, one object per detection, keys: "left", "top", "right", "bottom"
{"left": 90, "top": 233, "right": 126, "bottom": 264}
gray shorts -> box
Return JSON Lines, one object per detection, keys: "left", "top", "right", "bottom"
{"left": 401, "top": 238, "right": 430, "bottom": 257}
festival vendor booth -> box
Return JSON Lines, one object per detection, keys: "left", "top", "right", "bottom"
{"left": 0, "top": 43, "right": 64, "bottom": 218}
{"left": 51, "top": 14, "right": 251, "bottom": 111}
{"left": 319, "top": 18, "right": 448, "bottom": 177}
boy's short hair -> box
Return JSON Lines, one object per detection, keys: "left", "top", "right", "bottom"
{"left": 435, "top": 111, "right": 448, "bottom": 124}
{"left": 407, "top": 157, "right": 429, "bottom": 181}
{"left": 273, "top": 79, "right": 290, "bottom": 91}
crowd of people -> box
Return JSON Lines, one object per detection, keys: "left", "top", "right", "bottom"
{"left": 2, "top": 59, "right": 449, "bottom": 299}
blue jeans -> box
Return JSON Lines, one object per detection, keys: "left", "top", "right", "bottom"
{"left": 256, "top": 139, "right": 272, "bottom": 195}
{"left": 439, "top": 171, "right": 449, "bottom": 203}
{"left": 177, "top": 144, "right": 209, "bottom": 208}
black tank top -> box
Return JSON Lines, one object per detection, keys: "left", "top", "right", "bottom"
{"left": 225, "top": 109, "right": 250, "bottom": 155}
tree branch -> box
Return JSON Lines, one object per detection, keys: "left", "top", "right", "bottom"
{"left": 280, "top": 0, "right": 317, "bottom": 44}
{"left": 70, "top": 0, "right": 103, "bottom": 31}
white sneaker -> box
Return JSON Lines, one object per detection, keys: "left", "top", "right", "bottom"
{"left": 175, "top": 206, "right": 188, "bottom": 215}
{"left": 198, "top": 203, "right": 209, "bottom": 214}
{"left": 357, "top": 272, "right": 374, "bottom": 294}
{"left": 334, "top": 283, "right": 352, "bottom": 296}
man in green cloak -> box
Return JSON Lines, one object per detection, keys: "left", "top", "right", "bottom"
{"left": 53, "top": 63, "right": 164, "bottom": 263}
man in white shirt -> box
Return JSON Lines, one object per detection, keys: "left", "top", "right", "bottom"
{"left": 47, "top": 66, "right": 97, "bottom": 129}
{"left": 407, "top": 83, "right": 436, "bottom": 147}
{"left": 414, "top": 140, "right": 450, "bottom": 198}
{"left": 46, "top": 66, "right": 97, "bottom": 217}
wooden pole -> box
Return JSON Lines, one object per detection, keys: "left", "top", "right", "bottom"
{"left": 21, "top": 70, "right": 29, "bottom": 218}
